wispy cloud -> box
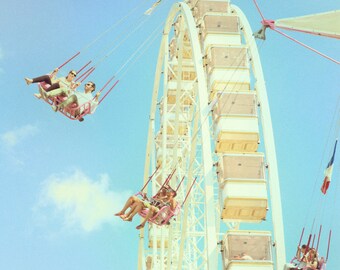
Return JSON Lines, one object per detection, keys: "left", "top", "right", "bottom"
{"left": 36, "top": 170, "right": 131, "bottom": 233}
{"left": 1, "top": 124, "right": 39, "bottom": 147}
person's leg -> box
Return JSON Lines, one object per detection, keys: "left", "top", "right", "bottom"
{"left": 45, "top": 82, "right": 61, "bottom": 92}
{"left": 136, "top": 206, "right": 157, "bottom": 229}
{"left": 59, "top": 95, "right": 78, "bottom": 109}
{"left": 124, "top": 202, "right": 138, "bottom": 218}
{"left": 45, "top": 87, "right": 68, "bottom": 98}
{"left": 124, "top": 203, "right": 144, "bottom": 221}
{"left": 25, "top": 75, "right": 52, "bottom": 85}
{"left": 114, "top": 196, "right": 139, "bottom": 216}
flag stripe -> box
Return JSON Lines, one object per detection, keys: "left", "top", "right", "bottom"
{"left": 320, "top": 139, "right": 337, "bottom": 195}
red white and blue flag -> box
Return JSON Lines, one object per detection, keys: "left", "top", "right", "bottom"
{"left": 321, "top": 139, "right": 338, "bottom": 194}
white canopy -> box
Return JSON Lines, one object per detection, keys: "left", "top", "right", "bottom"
{"left": 275, "top": 10, "right": 340, "bottom": 39}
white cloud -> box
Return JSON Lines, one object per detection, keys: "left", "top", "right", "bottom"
{"left": 1, "top": 124, "right": 39, "bottom": 147}
{"left": 37, "top": 170, "right": 131, "bottom": 233}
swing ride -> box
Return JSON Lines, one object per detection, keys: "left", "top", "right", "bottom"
{"left": 24, "top": 0, "right": 339, "bottom": 269}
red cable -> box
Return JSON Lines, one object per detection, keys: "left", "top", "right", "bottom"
{"left": 182, "top": 177, "right": 197, "bottom": 207}
{"left": 316, "top": 225, "right": 322, "bottom": 253}
{"left": 311, "top": 234, "right": 316, "bottom": 248}
{"left": 298, "top": 227, "right": 305, "bottom": 246}
{"left": 58, "top": 52, "right": 80, "bottom": 69}
{"left": 77, "top": 61, "right": 92, "bottom": 74}
{"left": 98, "top": 80, "right": 119, "bottom": 105}
{"left": 140, "top": 166, "right": 160, "bottom": 193}
{"left": 97, "top": 75, "right": 115, "bottom": 95}
{"left": 75, "top": 66, "right": 93, "bottom": 82}
{"left": 326, "top": 230, "right": 332, "bottom": 261}
{"left": 272, "top": 28, "right": 340, "bottom": 65}
{"left": 175, "top": 176, "right": 185, "bottom": 192}
{"left": 80, "top": 67, "right": 96, "bottom": 83}
{"left": 252, "top": 0, "right": 265, "bottom": 20}
{"left": 306, "top": 234, "right": 312, "bottom": 253}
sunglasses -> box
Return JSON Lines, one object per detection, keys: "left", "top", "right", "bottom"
{"left": 86, "top": 83, "right": 93, "bottom": 86}
{"left": 69, "top": 72, "right": 77, "bottom": 76}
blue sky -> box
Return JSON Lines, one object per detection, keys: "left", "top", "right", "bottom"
{"left": 0, "top": 0, "right": 339, "bottom": 269}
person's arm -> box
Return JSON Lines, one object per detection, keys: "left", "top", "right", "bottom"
{"left": 71, "top": 81, "right": 81, "bottom": 90}
{"left": 50, "top": 68, "right": 59, "bottom": 79}
{"left": 170, "top": 198, "right": 177, "bottom": 210}
{"left": 89, "top": 92, "right": 101, "bottom": 114}
{"left": 94, "top": 92, "right": 100, "bottom": 103}
{"left": 296, "top": 246, "right": 301, "bottom": 259}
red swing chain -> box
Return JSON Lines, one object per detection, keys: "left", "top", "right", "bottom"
{"left": 58, "top": 52, "right": 80, "bottom": 70}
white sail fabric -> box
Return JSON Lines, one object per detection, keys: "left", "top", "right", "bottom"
{"left": 275, "top": 10, "right": 340, "bottom": 39}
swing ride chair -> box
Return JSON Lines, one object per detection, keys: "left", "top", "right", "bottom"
{"left": 33, "top": 31, "right": 121, "bottom": 121}
{"left": 283, "top": 224, "right": 331, "bottom": 270}
{"left": 136, "top": 191, "right": 182, "bottom": 226}
{"left": 134, "top": 167, "right": 196, "bottom": 226}
{"left": 286, "top": 257, "right": 326, "bottom": 270}
{"left": 39, "top": 81, "right": 91, "bottom": 121}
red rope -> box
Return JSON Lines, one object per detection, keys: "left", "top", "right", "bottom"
{"left": 151, "top": 168, "right": 176, "bottom": 199}
{"left": 298, "top": 227, "right": 305, "bottom": 246}
{"left": 326, "top": 230, "right": 332, "bottom": 261}
{"left": 182, "top": 177, "right": 197, "bottom": 207}
{"left": 156, "top": 168, "right": 176, "bottom": 192}
{"left": 98, "top": 80, "right": 119, "bottom": 105}
{"left": 80, "top": 67, "right": 96, "bottom": 83}
{"left": 77, "top": 61, "right": 92, "bottom": 74}
{"left": 75, "top": 66, "right": 94, "bottom": 82}
{"left": 272, "top": 28, "right": 340, "bottom": 64}
{"left": 175, "top": 176, "right": 185, "bottom": 192}
{"left": 252, "top": 0, "right": 265, "bottom": 20}
{"left": 97, "top": 76, "right": 115, "bottom": 95}
{"left": 305, "top": 234, "right": 312, "bottom": 253}
{"left": 164, "top": 168, "right": 176, "bottom": 187}
{"left": 316, "top": 225, "right": 322, "bottom": 253}
{"left": 58, "top": 52, "right": 80, "bottom": 69}
{"left": 311, "top": 234, "right": 316, "bottom": 248}
{"left": 140, "top": 166, "right": 160, "bottom": 193}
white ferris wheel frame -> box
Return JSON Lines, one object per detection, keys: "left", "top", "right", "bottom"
{"left": 138, "top": 2, "right": 286, "bottom": 269}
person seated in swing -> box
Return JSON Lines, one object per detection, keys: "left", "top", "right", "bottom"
{"left": 25, "top": 68, "right": 79, "bottom": 98}
{"left": 114, "top": 186, "right": 168, "bottom": 221}
{"left": 135, "top": 186, "right": 177, "bottom": 230}
{"left": 295, "top": 244, "right": 308, "bottom": 269}
{"left": 114, "top": 185, "right": 177, "bottom": 229}
{"left": 305, "top": 248, "right": 318, "bottom": 270}
{"left": 46, "top": 81, "right": 100, "bottom": 121}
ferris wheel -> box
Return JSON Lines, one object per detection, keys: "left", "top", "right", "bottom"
{"left": 138, "top": 1, "right": 286, "bottom": 269}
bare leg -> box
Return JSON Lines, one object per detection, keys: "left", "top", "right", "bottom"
{"left": 124, "top": 202, "right": 144, "bottom": 221}
{"left": 123, "top": 202, "right": 138, "bottom": 219}
{"left": 136, "top": 206, "right": 157, "bottom": 230}
{"left": 114, "top": 196, "right": 139, "bottom": 216}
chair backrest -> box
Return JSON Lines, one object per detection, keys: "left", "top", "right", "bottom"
{"left": 150, "top": 204, "right": 182, "bottom": 226}
{"left": 39, "top": 81, "right": 51, "bottom": 90}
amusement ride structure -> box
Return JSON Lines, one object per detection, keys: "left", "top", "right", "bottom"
{"left": 138, "top": 0, "right": 288, "bottom": 269}
{"left": 135, "top": 0, "right": 340, "bottom": 269}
